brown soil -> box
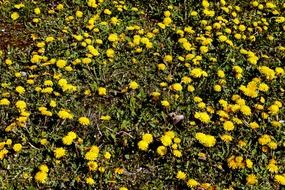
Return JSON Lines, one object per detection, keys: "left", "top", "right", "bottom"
{"left": 0, "top": 21, "right": 33, "bottom": 50}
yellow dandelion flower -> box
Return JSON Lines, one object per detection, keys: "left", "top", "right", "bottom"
{"left": 34, "top": 8, "right": 41, "bottom": 15}
{"left": 39, "top": 164, "right": 49, "bottom": 173}
{"left": 100, "top": 115, "right": 111, "bottom": 121}
{"left": 194, "top": 112, "right": 211, "bottom": 123}
{"left": 138, "top": 140, "right": 149, "bottom": 151}
{"left": 16, "top": 86, "right": 25, "bottom": 94}
{"left": 57, "top": 110, "right": 73, "bottom": 119}
{"left": 164, "top": 55, "right": 173, "bottom": 63}
{"left": 34, "top": 171, "right": 47, "bottom": 183}
{"left": 268, "top": 104, "right": 279, "bottom": 115}
{"left": 195, "top": 132, "right": 216, "bottom": 147}
{"left": 78, "top": 117, "right": 90, "bottom": 126}
{"left": 16, "top": 100, "right": 27, "bottom": 110}
{"left": 53, "top": 147, "right": 66, "bottom": 159}
{"left": 157, "top": 146, "right": 167, "bottom": 156}
{"left": 173, "top": 149, "right": 182, "bottom": 157}
{"left": 246, "top": 174, "right": 258, "bottom": 185}
{"left": 223, "top": 121, "right": 235, "bottom": 131}
{"left": 0, "top": 98, "right": 10, "bottom": 106}
{"left": 106, "top": 49, "right": 115, "bottom": 58}
{"left": 76, "top": 10, "right": 83, "bottom": 18}
{"left": 220, "top": 134, "right": 233, "bottom": 143}
{"left": 258, "top": 134, "right": 271, "bottom": 145}
{"left": 13, "top": 143, "right": 22, "bottom": 152}
{"left": 161, "top": 100, "right": 170, "bottom": 107}
{"left": 87, "top": 161, "right": 98, "bottom": 171}
{"left": 11, "top": 12, "right": 20, "bottom": 20}
{"left": 115, "top": 167, "right": 124, "bottom": 174}
{"left": 246, "top": 159, "right": 253, "bottom": 169}
{"left": 187, "top": 179, "right": 199, "bottom": 187}
{"left": 104, "top": 152, "right": 111, "bottom": 159}
{"left": 98, "top": 87, "right": 107, "bottom": 96}
{"left": 274, "top": 175, "right": 285, "bottom": 185}
{"left": 142, "top": 133, "right": 153, "bottom": 144}
{"left": 157, "top": 63, "right": 166, "bottom": 71}
{"left": 267, "top": 163, "right": 278, "bottom": 173}
{"left": 240, "top": 105, "right": 251, "bottom": 116}
{"left": 56, "top": 59, "right": 67, "bottom": 68}
{"left": 40, "top": 139, "right": 48, "bottom": 145}
{"left": 160, "top": 135, "right": 172, "bottom": 146}
{"left": 62, "top": 135, "right": 73, "bottom": 145}
{"left": 165, "top": 131, "right": 175, "bottom": 139}
{"left": 86, "top": 177, "right": 95, "bottom": 185}
{"left": 176, "top": 171, "right": 186, "bottom": 180}
{"left": 108, "top": 33, "right": 118, "bottom": 42}
{"left": 129, "top": 81, "right": 139, "bottom": 90}
{"left": 171, "top": 83, "right": 183, "bottom": 92}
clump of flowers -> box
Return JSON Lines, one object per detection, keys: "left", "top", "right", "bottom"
{"left": 156, "top": 131, "right": 182, "bottom": 157}
{"left": 138, "top": 133, "right": 153, "bottom": 151}
{"left": 57, "top": 109, "right": 73, "bottom": 120}
{"left": 85, "top": 145, "right": 100, "bottom": 161}
{"left": 34, "top": 164, "right": 49, "bottom": 183}
{"left": 195, "top": 132, "right": 216, "bottom": 147}
{"left": 62, "top": 131, "right": 77, "bottom": 145}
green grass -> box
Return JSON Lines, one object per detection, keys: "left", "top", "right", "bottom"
{"left": 0, "top": 0, "right": 285, "bottom": 189}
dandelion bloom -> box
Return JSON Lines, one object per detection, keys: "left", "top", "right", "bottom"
{"left": 173, "top": 150, "right": 182, "bottom": 157}
{"left": 11, "top": 12, "right": 20, "bottom": 20}
{"left": 138, "top": 140, "right": 149, "bottom": 151}
{"left": 86, "top": 177, "right": 95, "bottom": 185}
{"left": 171, "top": 83, "right": 183, "bottom": 92}
{"left": 161, "top": 100, "right": 170, "bottom": 107}
{"left": 274, "top": 175, "right": 285, "bottom": 185}
{"left": 163, "top": 55, "right": 173, "bottom": 63}
{"left": 13, "top": 143, "right": 22, "bottom": 152}
{"left": 34, "top": 7, "right": 41, "bottom": 15}
{"left": 246, "top": 174, "right": 258, "bottom": 185}
{"left": 176, "top": 171, "right": 186, "bottom": 180}
{"left": 57, "top": 110, "right": 73, "bottom": 119}
{"left": 78, "top": 117, "right": 91, "bottom": 126}
{"left": 194, "top": 112, "right": 211, "bottom": 123}
{"left": 39, "top": 164, "right": 49, "bottom": 173}
{"left": 34, "top": 171, "right": 48, "bottom": 183}
{"left": 160, "top": 135, "right": 172, "bottom": 146}
{"left": 104, "top": 152, "right": 111, "bottom": 159}
{"left": 62, "top": 135, "right": 74, "bottom": 145}
{"left": 0, "top": 98, "right": 10, "bottom": 106}
{"left": 187, "top": 179, "right": 199, "bottom": 188}
{"left": 53, "top": 147, "right": 66, "bottom": 159}
{"left": 142, "top": 133, "right": 153, "bottom": 144}
{"left": 106, "top": 49, "right": 115, "bottom": 58}
{"left": 85, "top": 146, "right": 99, "bottom": 161}
{"left": 129, "top": 81, "right": 139, "bottom": 90}
{"left": 223, "top": 121, "right": 235, "bottom": 131}
{"left": 108, "top": 33, "right": 118, "bottom": 42}
{"left": 87, "top": 161, "right": 98, "bottom": 171}
{"left": 220, "top": 134, "right": 233, "bottom": 143}
{"left": 16, "top": 100, "right": 27, "bottom": 110}
{"left": 16, "top": 86, "right": 25, "bottom": 94}
{"left": 100, "top": 115, "right": 111, "bottom": 121}
{"left": 195, "top": 132, "right": 216, "bottom": 147}
{"left": 157, "top": 146, "right": 167, "bottom": 156}
{"left": 56, "top": 59, "right": 67, "bottom": 68}
{"left": 98, "top": 87, "right": 107, "bottom": 96}
{"left": 258, "top": 134, "right": 271, "bottom": 145}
